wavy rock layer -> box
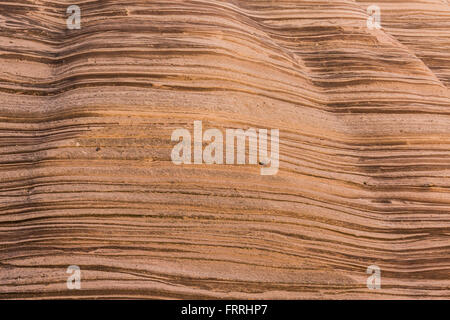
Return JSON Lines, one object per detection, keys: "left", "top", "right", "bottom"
{"left": 0, "top": 0, "right": 449, "bottom": 299}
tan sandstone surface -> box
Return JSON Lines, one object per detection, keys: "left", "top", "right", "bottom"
{"left": 0, "top": 0, "right": 449, "bottom": 299}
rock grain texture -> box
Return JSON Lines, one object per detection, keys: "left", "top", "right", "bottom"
{"left": 0, "top": 0, "right": 449, "bottom": 299}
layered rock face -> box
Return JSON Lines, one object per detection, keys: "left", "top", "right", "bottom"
{"left": 0, "top": 0, "right": 449, "bottom": 299}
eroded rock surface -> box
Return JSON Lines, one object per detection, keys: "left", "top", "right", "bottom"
{"left": 0, "top": 0, "right": 449, "bottom": 299}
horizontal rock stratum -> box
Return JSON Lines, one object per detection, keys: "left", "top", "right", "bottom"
{"left": 0, "top": 0, "right": 449, "bottom": 299}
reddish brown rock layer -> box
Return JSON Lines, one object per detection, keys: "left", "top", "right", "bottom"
{"left": 0, "top": 0, "right": 449, "bottom": 299}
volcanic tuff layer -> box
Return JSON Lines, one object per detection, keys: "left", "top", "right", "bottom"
{"left": 0, "top": 0, "right": 449, "bottom": 299}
